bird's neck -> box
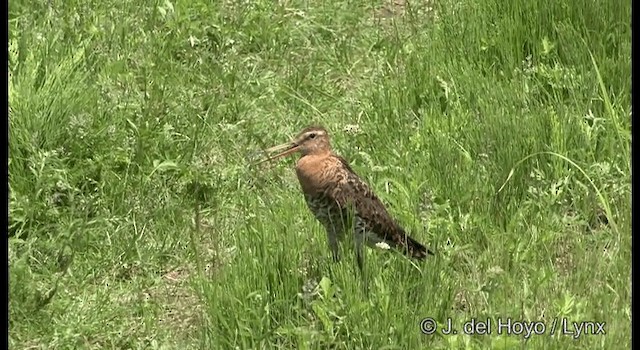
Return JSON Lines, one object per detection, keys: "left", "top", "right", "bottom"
{"left": 295, "top": 152, "right": 332, "bottom": 196}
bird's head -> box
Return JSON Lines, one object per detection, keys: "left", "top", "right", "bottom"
{"left": 257, "top": 126, "right": 332, "bottom": 163}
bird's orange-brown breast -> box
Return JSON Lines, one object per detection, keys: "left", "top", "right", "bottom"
{"left": 294, "top": 153, "right": 335, "bottom": 196}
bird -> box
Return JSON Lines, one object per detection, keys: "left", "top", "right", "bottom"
{"left": 257, "top": 125, "right": 434, "bottom": 271}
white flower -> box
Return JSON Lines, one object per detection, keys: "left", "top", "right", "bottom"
{"left": 375, "top": 242, "right": 391, "bottom": 250}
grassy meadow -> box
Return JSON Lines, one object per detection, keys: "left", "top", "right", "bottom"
{"left": 9, "top": 0, "right": 631, "bottom": 348}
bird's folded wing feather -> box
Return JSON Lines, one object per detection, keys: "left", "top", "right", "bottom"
{"left": 323, "top": 156, "right": 402, "bottom": 243}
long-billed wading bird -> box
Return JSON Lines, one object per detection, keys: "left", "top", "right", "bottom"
{"left": 257, "top": 126, "right": 434, "bottom": 272}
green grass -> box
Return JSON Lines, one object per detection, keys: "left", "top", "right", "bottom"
{"left": 9, "top": 0, "right": 631, "bottom": 348}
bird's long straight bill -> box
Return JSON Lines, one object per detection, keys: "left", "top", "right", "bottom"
{"left": 254, "top": 143, "right": 300, "bottom": 165}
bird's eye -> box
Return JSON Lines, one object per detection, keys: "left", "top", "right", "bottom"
{"left": 308, "top": 133, "right": 317, "bottom": 139}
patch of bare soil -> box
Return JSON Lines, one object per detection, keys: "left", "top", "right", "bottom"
{"left": 150, "top": 266, "right": 204, "bottom": 345}
{"left": 373, "top": 0, "right": 437, "bottom": 24}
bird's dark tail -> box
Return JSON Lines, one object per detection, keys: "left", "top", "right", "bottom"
{"left": 404, "top": 235, "right": 434, "bottom": 260}
{"left": 390, "top": 230, "right": 434, "bottom": 260}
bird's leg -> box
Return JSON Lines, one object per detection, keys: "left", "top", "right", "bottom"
{"left": 353, "top": 217, "right": 367, "bottom": 271}
{"left": 329, "top": 236, "right": 340, "bottom": 263}
{"left": 354, "top": 226, "right": 369, "bottom": 295}
{"left": 355, "top": 236, "right": 364, "bottom": 274}
{"left": 324, "top": 224, "right": 341, "bottom": 263}
{"left": 340, "top": 206, "right": 363, "bottom": 272}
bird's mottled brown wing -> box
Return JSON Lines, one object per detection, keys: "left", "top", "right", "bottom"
{"left": 328, "top": 156, "right": 396, "bottom": 233}
{"left": 324, "top": 155, "right": 432, "bottom": 259}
